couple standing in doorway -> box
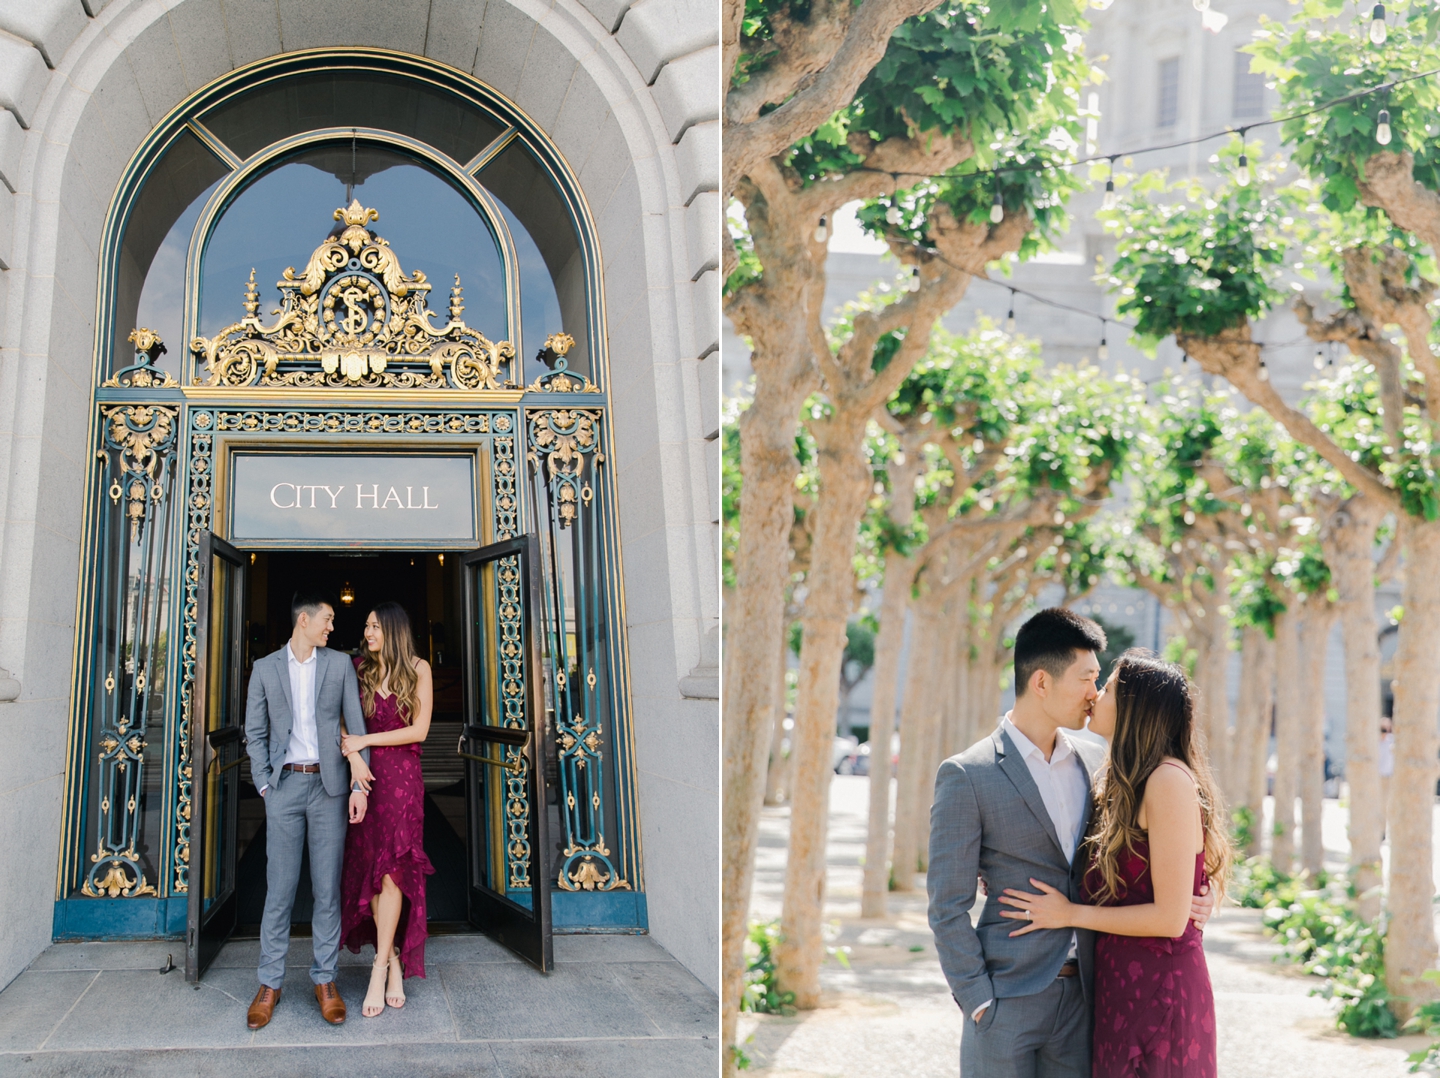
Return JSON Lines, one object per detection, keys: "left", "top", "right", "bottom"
{"left": 242, "top": 592, "right": 436, "bottom": 1028}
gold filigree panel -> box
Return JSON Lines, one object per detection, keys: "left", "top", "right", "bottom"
{"left": 189, "top": 201, "right": 516, "bottom": 391}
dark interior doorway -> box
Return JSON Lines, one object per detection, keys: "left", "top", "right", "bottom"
{"left": 231, "top": 549, "right": 474, "bottom": 936}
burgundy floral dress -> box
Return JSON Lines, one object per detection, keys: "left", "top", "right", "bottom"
{"left": 1083, "top": 839, "right": 1215, "bottom": 1078}
{"left": 341, "top": 659, "right": 435, "bottom": 977}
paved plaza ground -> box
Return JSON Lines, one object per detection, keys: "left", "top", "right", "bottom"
{"left": 0, "top": 932, "right": 718, "bottom": 1077}
{"left": 738, "top": 775, "right": 1435, "bottom": 1078}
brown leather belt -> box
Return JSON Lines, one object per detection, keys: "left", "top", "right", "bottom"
{"left": 1056, "top": 961, "right": 1079, "bottom": 978}
{"left": 283, "top": 763, "right": 320, "bottom": 773}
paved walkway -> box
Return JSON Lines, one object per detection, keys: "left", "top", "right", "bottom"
{"left": 0, "top": 933, "right": 717, "bottom": 1076}
{"left": 738, "top": 776, "right": 1429, "bottom": 1077}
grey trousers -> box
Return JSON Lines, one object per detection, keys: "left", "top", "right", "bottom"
{"left": 257, "top": 770, "right": 347, "bottom": 989}
{"left": 961, "top": 975, "right": 1090, "bottom": 1078}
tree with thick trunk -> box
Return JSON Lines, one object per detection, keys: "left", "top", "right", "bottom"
{"left": 860, "top": 551, "right": 911, "bottom": 916}
{"left": 777, "top": 212, "right": 1024, "bottom": 1007}
{"left": 1244, "top": 12, "right": 1440, "bottom": 1011}
{"left": 1233, "top": 624, "right": 1276, "bottom": 855}
{"left": 723, "top": 4, "right": 1095, "bottom": 1049}
{"left": 723, "top": 127, "right": 976, "bottom": 1051}
{"left": 1319, "top": 495, "right": 1387, "bottom": 917}
{"left": 1107, "top": 163, "right": 1440, "bottom": 1012}
{"left": 1296, "top": 596, "right": 1337, "bottom": 875}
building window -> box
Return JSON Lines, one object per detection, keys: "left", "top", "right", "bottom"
{"left": 1233, "top": 49, "right": 1266, "bottom": 118}
{"left": 1157, "top": 57, "right": 1180, "bottom": 128}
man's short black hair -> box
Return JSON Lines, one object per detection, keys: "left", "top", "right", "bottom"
{"left": 291, "top": 590, "right": 336, "bottom": 628}
{"left": 1013, "top": 607, "right": 1106, "bottom": 697}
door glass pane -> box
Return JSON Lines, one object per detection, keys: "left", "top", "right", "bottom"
{"left": 202, "top": 551, "right": 242, "bottom": 913}
{"left": 197, "top": 144, "right": 508, "bottom": 354}
{"left": 470, "top": 553, "right": 533, "bottom": 903}
{"left": 198, "top": 71, "right": 506, "bottom": 164}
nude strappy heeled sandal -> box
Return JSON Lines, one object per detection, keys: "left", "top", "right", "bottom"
{"left": 386, "top": 947, "right": 406, "bottom": 1009}
{"left": 362, "top": 951, "right": 388, "bottom": 1018}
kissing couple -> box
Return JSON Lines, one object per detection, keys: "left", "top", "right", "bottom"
{"left": 929, "top": 608, "right": 1231, "bottom": 1078}
{"left": 242, "top": 591, "right": 437, "bottom": 1028}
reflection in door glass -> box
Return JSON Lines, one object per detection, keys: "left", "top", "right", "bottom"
{"left": 202, "top": 553, "right": 242, "bottom": 912}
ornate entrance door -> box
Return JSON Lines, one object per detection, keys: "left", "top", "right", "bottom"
{"left": 186, "top": 533, "right": 248, "bottom": 980}
{"left": 458, "top": 536, "right": 553, "bottom": 971}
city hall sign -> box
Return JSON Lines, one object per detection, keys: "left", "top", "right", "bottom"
{"left": 230, "top": 453, "right": 477, "bottom": 542}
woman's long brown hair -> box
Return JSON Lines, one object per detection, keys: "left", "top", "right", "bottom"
{"left": 1084, "top": 648, "right": 1232, "bottom": 905}
{"left": 357, "top": 602, "right": 421, "bottom": 725}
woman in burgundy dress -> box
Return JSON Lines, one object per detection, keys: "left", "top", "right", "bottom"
{"left": 339, "top": 601, "right": 436, "bottom": 1018}
{"left": 996, "top": 649, "right": 1232, "bottom": 1077}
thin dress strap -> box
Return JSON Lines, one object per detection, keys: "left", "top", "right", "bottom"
{"left": 1158, "top": 760, "right": 1195, "bottom": 782}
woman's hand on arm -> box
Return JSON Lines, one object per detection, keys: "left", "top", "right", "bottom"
{"left": 999, "top": 766, "right": 1201, "bottom": 940}
{"left": 342, "top": 732, "right": 375, "bottom": 792}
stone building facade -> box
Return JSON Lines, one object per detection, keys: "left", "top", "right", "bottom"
{"left": 0, "top": 0, "right": 719, "bottom": 995}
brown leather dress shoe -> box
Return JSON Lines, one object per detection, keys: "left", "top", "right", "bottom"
{"left": 247, "top": 985, "right": 281, "bottom": 1029}
{"left": 315, "top": 980, "right": 346, "bottom": 1024}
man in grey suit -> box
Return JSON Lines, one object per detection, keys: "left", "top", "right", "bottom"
{"left": 243, "top": 590, "right": 373, "bottom": 1029}
{"left": 928, "top": 609, "right": 1212, "bottom": 1077}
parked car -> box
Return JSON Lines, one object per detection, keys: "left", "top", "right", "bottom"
{"left": 836, "top": 734, "right": 899, "bottom": 777}
{"left": 833, "top": 735, "right": 860, "bottom": 772}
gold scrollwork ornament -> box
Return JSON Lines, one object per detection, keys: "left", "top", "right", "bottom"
{"left": 190, "top": 201, "right": 516, "bottom": 391}
{"left": 101, "top": 329, "right": 180, "bottom": 389}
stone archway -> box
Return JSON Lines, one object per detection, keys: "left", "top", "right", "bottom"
{"left": 0, "top": 0, "right": 718, "bottom": 991}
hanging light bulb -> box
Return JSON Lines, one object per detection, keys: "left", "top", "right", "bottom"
{"left": 1102, "top": 177, "right": 1117, "bottom": 211}
{"left": 1314, "top": 349, "right": 1325, "bottom": 370}
{"left": 1193, "top": 0, "right": 1209, "bottom": 9}
{"left": 1098, "top": 323, "right": 1109, "bottom": 361}
{"left": 1236, "top": 153, "right": 1250, "bottom": 187}
{"left": 1369, "top": 4, "right": 1387, "bottom": 45}
{"left": 813, "top": 216, "right": 829, "bottom": 243}
{"left": 990, "top": 191, "right": 1005, "bottom": 224}
{"left": 1181, "top": 353, "right": 1189, "bottom": 364}
{"left": 885, "top": 204, "right": 903, "bottom": 226}
{"left": 906, "top": 266, "right": 921, "bottom": 292}
{"left": 1258, "top": 360, "right": 1270, "bottom": 382}
{"left": 1006, "top": 292, "right": 1017, "bottom": 333}
{"left": 1376, "top": 108, "right": 1392, "bottom": 145}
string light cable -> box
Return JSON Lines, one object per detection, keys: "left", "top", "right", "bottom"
{"left": 853, "top": 64, "right": 1438, "bottom": 188}
{"left": 896, "top": 234, "right": 1318, "bottom": 360}
{"left": 831, "top": 50, "right": 1436, "bottom": 362}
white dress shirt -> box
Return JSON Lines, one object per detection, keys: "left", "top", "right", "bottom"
{"left": 973, "top": 714, "right": 1088, "bottom": 1022}
{"left": 284, "top": 642, "right": 320, "bottom": 767}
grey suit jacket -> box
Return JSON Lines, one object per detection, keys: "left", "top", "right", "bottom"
{"left": 927, "top": 726, "right": 1106, "bottom": 1015}
{"left": 244, "top": 645, "right": 368, "bottom": 798}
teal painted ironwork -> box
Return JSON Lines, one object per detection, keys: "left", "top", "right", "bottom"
{"left": 81, "top": 394, "right": 180, "bottom": 899}
{"left": 525, "top": 406, "right": 629, "bottom": 894}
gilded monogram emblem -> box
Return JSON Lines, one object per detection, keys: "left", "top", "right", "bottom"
{"left": 190, "top": 201, "right": 516, "bottom": 390}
